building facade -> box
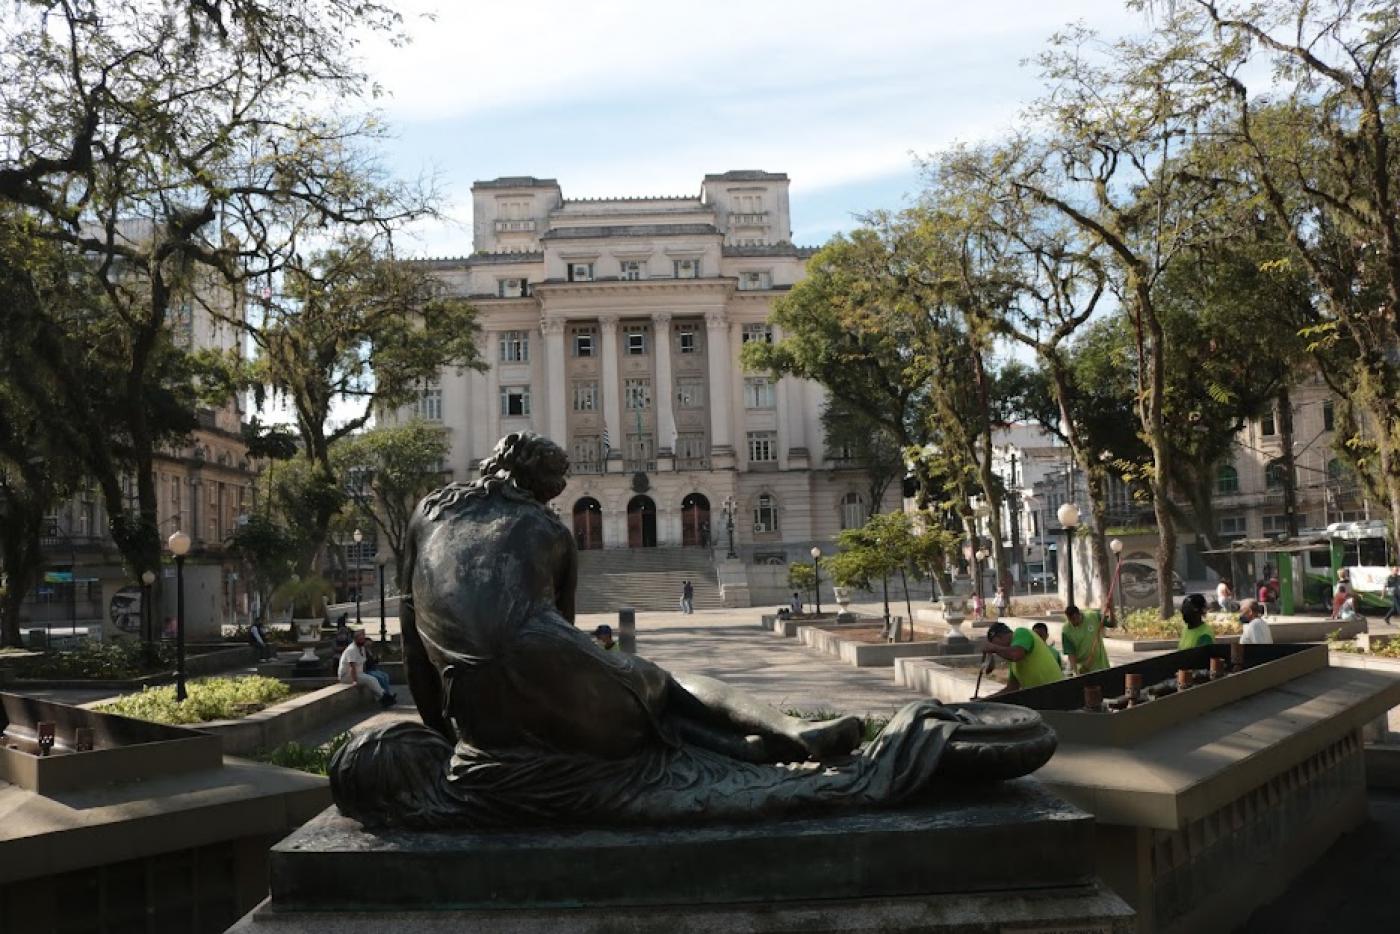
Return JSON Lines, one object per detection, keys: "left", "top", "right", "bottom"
{"left": 396, "top": 172, "right": 893, "bottom": 585}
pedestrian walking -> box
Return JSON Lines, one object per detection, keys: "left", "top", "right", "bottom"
{"left": 681, "top": 580, "right": 694, "bottom": 614}
{"left": 992, "top": 586, "right": 1009, "bottom": 619}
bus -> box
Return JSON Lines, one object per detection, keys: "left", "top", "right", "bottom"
{"left": 1303, "top": 520, "right": 1396, "bottom": 610}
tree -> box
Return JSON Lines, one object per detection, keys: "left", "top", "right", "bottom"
{"left": 1156, "top": 0, "right": 1400, "bottom": 549}
{"left": 245, "top": 239, "right": 482, "bottom": 572}
{"left": 820, "top": 399, "right": 904, "bottom": 519}
{"left": 333, "top": 420, "right": 451, "bottom": 590}
{"left": 827, "top": 511, "right": 921, "bottom": 631}
{"left": 787, "top": 563, "right": 817, "bottom": 611}
{"left": 226, "top": 514, "right": 300, "bottom": 628}
{"left": 1002, "top": 24, "right": 1224, "bottom": 616}
{"left": 0, "top": 0, "right": 416, "bottom": 585}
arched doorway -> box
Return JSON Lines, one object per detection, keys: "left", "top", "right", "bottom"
{"left": 573, "top": 497, "right": 603, "bottom": 551}
{"left": 627, "top": 495, "right": 657, "bottom": 548}
{"left": 681, "top": 493, "right": 711, "bottom": 547}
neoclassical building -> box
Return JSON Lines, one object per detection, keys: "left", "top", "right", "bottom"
{"left": 402, "top": 171, "right": 893, "bottom": 579}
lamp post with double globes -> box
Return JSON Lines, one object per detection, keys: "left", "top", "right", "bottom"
{"left": 1057, "top": 503, "right": 1081, "bottom": 607}
{"left": 810, "top": 546, "right": 823, "bottom": 615}
{"left": 376, "top": 550, "right": 390, "bottom": 647}
{"left": 1109, "top": 537, "right": 1125, "bottom": 624}
{"left": 138, "top": 565, "right": 155, "bottom": 660}
{"left": 167, "top": 530, "right": 191, "bottom": 702}
{"left": 352, "top": 529, "right": 363, "bottom": 626}
{"left": 722, "top": 495, "right": 738, "bottom": 559}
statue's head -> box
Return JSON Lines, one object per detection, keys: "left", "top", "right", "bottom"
{"left": 479, "top": 432, "right": 569, "bottom": 504}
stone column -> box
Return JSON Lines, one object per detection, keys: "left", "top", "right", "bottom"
{"left": 484, "top": 329, "right": 500, "bottom": 445}
{"left": 599, "top": 315, "right": 621, "bottom": 469}
{"left": 705, "top": 312, "right": 734, "bottom": 466}
{"left": 541, "top": 316, "right": 567, "bottom": 445}
{"left": 652, "top": 312, "right": 675, "bottom": 456}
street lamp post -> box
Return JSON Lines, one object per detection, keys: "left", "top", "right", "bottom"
{"left": 1108, "top": 538, "right": 1125, "bottom": 624}
{"left": 167, "top": 530, "right": 191, "bottom": 702}
{"left": 722, "top": 495, "right": 737, "bottom": 559}
{"left": 810, "top": 546, "right": 822, "bottom": 615}
{"left": 975, "top": 548, "right": 989, "bottom": 602}
{"left": 352, "top": 529, "right": 363, "bottom": 626}
{"left": 140, "top": 570, "right": 156, "bottom": 664}
{"left": 376, "top": 551, "right": 389, "bottom": 647}
{"left": 1057, "top": 503, "right": 1080, "bottom": 607}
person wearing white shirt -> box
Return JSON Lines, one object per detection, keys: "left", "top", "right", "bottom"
{"left": 1216, "top": 579, "right": 1235, "bottom": 611}
{"left": 338, "top": 629, "right": 396, "bottom": 708}
{"left": 1238, "top": 599, "right": 1273, "bottom": 645}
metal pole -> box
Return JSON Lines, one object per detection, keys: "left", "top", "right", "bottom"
{"left": 175, "top": 555, "right": 187, "bottom": 702}
{"left": 1063, "top": 528, "right": 1076, "bottom": 608}
{"left": 378, "top": 562, "right": 387, "bottom": 647}
{"left": 354, "top": 549, "right": 362, "bottom": 625}
{"left": 814, "top": 555, "right": 822, "bottom": 615}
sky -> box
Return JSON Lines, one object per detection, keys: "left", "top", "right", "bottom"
{"left": 355, "top": 0, "right": 1151, "bottom": 257}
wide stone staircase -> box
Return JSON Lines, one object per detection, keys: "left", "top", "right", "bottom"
{"left": 574, "top": 547, "right": 724, "bottom": 614}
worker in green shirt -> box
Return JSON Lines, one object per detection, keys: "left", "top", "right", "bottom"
{"left": 1031, "top": 622, "right": 1064, "bottom": 671}
{"left": 1177, "top": 593, "right": 1214, "bottom": 649}
{"left": 981, "top": 622, "right": 1063, "bottom": 696}
{"left": 1061, "top": 605, "right": 1109, "bottom": 675}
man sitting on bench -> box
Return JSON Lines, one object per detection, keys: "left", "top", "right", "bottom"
{"left": 339, "top": 629, "right": 397, "bottom": 708}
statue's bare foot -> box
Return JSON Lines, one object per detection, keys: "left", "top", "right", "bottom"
{"left": 796, "top": 715, "right": 863, "bottom": 760}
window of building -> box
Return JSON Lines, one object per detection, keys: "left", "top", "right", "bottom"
{"left": 1262, "top": 514, "right": 1290, "bottom": 535}
{"left": 840, "top": 492, "right": 865, "bottom": 530}
{"left": 738, "top": 270, "right": 771, "bottom": 291}
{"left": 1265, "top": 459, "right": 1289, "bottom": 489}
{"left": 571, "top": 436, "right": 602, "bottom": 472}
{"left": 744, "top": 377, "right": 775, "bottom": 409}
{"left": 748, "top": 431, "right": 777, "bottom": 463}
{"left": 572, "top": 326, "right": 595, "bottom": 357}
{"left": 619, "top": 260, "right": 645, "bottom": 281}
{"left": 1216, "top": 464, "right": 1239, "bottom": 495}
{"left": 572, "top": 381, "right": 598, "bottom": 412}
{"left": 676, "top": 433, "right": 708, "bottom": 467}
{"left": 568, "top": 262, "right": 594, "bottom": 282}
{"left": 497, "top": 278, "right": 527, "bottom": 298}
{"left": 673, "top": 258, "right": 699, "bottom": 279}
{"left": 498, "top": 330, "right": 529, "bottom": 363}
{"left": 500, "top": 385, "right": 531, "bottom": 417}
{"left": 1219, "top": 515, "right": 1246, "bottom": 537}
{"left": 676, "top": 378, "right": 705, "bottom": 408}
{"left": 753, "top": 493, "right": 779, "bottom": 533}
{"left": 625, "top": 433, "right": 654, "bottom": 469}
{"left": 1323, "top": 400, "right": 1335, "bottom": 431}
{"left": 414, "top": 378, "right": 442, "bottom": 421}
{"left": 500, "top": 200, "right": 530, "bottom": 220}
{"left": 624, "top": 378, "right": 651, "bottom": 410}
{"left": 1261, "top": 408, "right": 1277, "bottom": 437}
{"left": 676, "top": 323, "right": 700, "bottom": 354}
{"left": 625, "top": 325, "right": 648, "bottom": 355}
{"left": 741, "top": 323, "right": 773, "bottom": 344}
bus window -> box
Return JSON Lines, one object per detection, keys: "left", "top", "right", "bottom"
{"left": 1360, "top": 537, "right": 1390, "bottom": 568}
{"left": 1307, "top": 549, "right": 1331, "bottom": 570}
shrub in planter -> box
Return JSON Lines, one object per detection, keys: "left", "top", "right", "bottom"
{"left": 13, "top": 640, "right": 175, "bottom": 679}
{"left": 97, "top": 675, "right": 291, "bottom": 725}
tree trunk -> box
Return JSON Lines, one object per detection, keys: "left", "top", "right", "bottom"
{"left": 1085, "top": 465, "right": 1113, "bottom": 614}
{"left": 1278, "top": 384, "right": 1300, "bottom": 538}
{"left": 0, "top": 519, "right": 42, "bottom": 648}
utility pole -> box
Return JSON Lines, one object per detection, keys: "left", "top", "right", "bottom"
{"left": 1008, "top": 452, "right": 1023, "bottom": 594}
{"left": 1278, "top": 386, "right": 1300, "bottom": 538}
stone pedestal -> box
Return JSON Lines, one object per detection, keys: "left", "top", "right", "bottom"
{"left": 227, "top": 780, "right": 1133, "bottom": 933}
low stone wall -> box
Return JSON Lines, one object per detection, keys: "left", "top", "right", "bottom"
{"left": 8, "top": 645, "right": 253, "bottom": 691}
{"left": 171, "top": 683, "right": 369, "bottom": 757}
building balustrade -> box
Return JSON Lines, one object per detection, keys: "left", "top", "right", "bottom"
{"left": 494, "top": 219, "right": 536, "bottom": 232}
{"left": 675, "top": 456, "right": 710, "bottom": 471}
{"left": 570, "top": 461, "right": 606, "bottom": 476}
{"left": 728, "top": 212, "right": 768, "bottom": 226}
{"left": 623, "top": 458, "right": 658, "bottom": 473}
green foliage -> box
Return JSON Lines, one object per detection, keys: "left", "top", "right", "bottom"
{"left": 271, "top": 576, "right": 333, "bottom": 619}
{"left": 97, "top": 676, "right": 291, "bottom": 725}
{"left": 787, "top": 562, "right": 816, "bottom": 601}
{"left": 332, "top": 420, "right": 451, "bottom": 588}
{"left": 1117, "top": 609, "right": 1241, "bottom": 641}
{"left": 226, "top": 514, "right": 301, "bottom": 614}
{"left": 259, "top": 732, "right": 354, "bottom": 775}
{"left": 13, "top": 641, "right": 175, "bottom": 679}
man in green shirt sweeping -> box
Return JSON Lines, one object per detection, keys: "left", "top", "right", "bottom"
{"left": 1061, "top": 605, "right": 1109, "bottom": 676}
{"left": 981, "top": 622, "right": 1064, "bottom": 696}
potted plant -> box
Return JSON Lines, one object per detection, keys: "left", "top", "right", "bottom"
{"left": 272, "top": 576, "right": 333, "bottom": 661}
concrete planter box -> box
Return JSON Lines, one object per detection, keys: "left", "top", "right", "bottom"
{"left": 8, "top": 645, "right": 254, "bottom": 691}
{"left": 1330, "top": 651, "right": 1400, "bottom": 675}
{"left": 893, "top": 656, "right": 986, "bottom": 702}
{"left": 83, "top": 682, "right": 372, "bottom": 757}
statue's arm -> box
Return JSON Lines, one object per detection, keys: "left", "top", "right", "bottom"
{"left": 401, "top": 521, "right": 455, "bottom": 742}
{"left": 557, "top": 529, "right": 578, "bottom": 625}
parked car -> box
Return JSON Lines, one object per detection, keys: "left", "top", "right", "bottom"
{"left": 1118, "top": 560, "right": 1185, "bottom": 606}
